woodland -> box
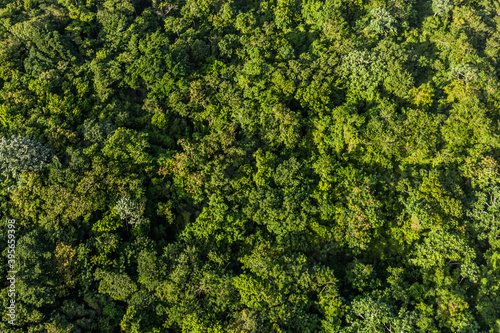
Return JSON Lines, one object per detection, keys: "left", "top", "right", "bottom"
{"left": 1, "top": 0, "right": 500, "bottom": 332}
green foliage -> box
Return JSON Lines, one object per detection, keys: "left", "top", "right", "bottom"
{"left": 233, "top": 243, "right": 344, "bottom": 332}
{"left": 367, "top": 8, "right": 397, "bottom": 35}
{"left": 411, "top": 229, "right": 479, "bottom": 283}
{"left": 342, "top": 297, "right": 412, "bottom": 333}
{"left": 94, "top": 269, "right": 138, "bottom": 302}
{"left": 1, "top": 0, "right": 500, "bottom": 331}
{"left": 115, "top": 196, "right": 146, "bottom": 226}
{"left": 83, "top": 119, "right": 116, "bottom": 144}
{"left": 432, "top": 0, "right": 453, "bottom": 16}
{"left": 102, "top": 128, "right": 151, "bottom": 165}
{"left": 0, "top": 135, "right": 52, "bottom": 178}
{"left": 468, "top": 186, "right": 500, "bottom": 245}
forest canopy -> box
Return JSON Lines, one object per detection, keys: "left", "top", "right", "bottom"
{"left": 1, "top": 0, "right": 500, "bottom": 332}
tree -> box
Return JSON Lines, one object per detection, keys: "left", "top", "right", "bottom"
{"left": 432, "top": 0, "right": 453, "bottom": 16}
{"left": 94, "top": 269, "right": 138, "bottom": 302}
{"left": 115, "top": 195, "right": 146, "bottom": 226}
{"left": 367, "top": 8, "right": 396, "bottom": 35}
{"left": 468, "top": 186, "right": 500, "bottom": 246}
{"left": 342, "top": 297, "right": 412, "bottom": 333}
{"left": 0, "top": 135, "right": 52, "bottom": 179}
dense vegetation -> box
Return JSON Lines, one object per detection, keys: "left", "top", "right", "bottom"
{"left": 1, "top": 0, "right": 500, "bottom": 331}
